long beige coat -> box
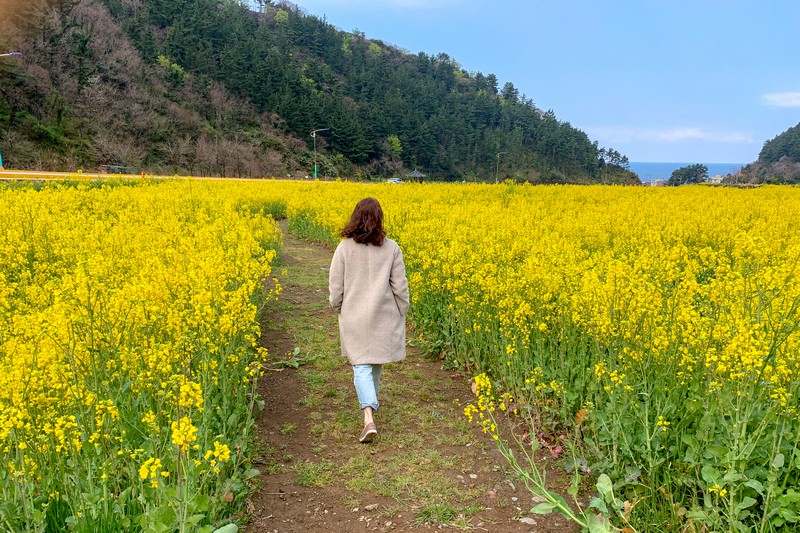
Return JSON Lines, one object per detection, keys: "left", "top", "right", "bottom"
{"left": 328, "top": 237, "right": 409, "bottom": 365}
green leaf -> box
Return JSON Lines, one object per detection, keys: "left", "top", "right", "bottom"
{"left": 778, "top": 508, "right": 798, "bottom": 522}
{"left": 190, "top": 493, "right": 210, "bottom": 513}
{"left": 153, "top": 522, "right": 171, "bottom": 533}
{"left": 118, "top": 487, "right": 132, "bottom": 504}
{"left": 745, "top": 479, "right": 764, "bottom": 495}
{"left": 212, "top": 524, "right": 239, "bottom": 533}
{"left": 701, "top": 465, "right": 721, "bottom": 484}
{"left": 186, "top": 514, "right": 206, "bottom": 526}
{"left": 588, "top": 497, "right": 609, "bottom": 514}
{"left": 154, "top": 505, "right": 177, "bottom": 527}
{"left": 586, "top": 513, "right": 613, "bottom": 533}
{"left": 567, "top": 482, "right": 579, "bottom": 496}
{"left": 243, "top": 468, "right": 260, "bottom": 480}
{"left": 550, "top": 493, "right": 573, "bottom": 520}
{"left": 734, "top": 497, "right": 757, "bottom": 514}
{"left": 772, "top": 453, "right": 785, "bottom": 470}
{"left": 779, "top": 490, "right": 800, "bottom": 504}
{"left": 705, "top": 446, "right": 728, "bottom": 460}
{"left": 198, "top": 526, "right": 215, "bottom": 533}
{"left": 596, "top": 474, "right": 613, "bottom": 498}
{"left": 723, "top": 471, "right": 744, "bottom": 483}
{"left": 686, "top": 509, "right": 708, "bottom": 520}
{"left": 530, "top": 502, "right": 558, "bottom": 514}
{"left": 681, "top": 434, "right": 699, "bottom": 448}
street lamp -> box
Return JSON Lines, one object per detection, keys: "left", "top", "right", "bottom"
{"left": 310, "top": 128, "right": 330, "bottom": 178}
{"left": 495, "top": 151, "right": 508, "bottom": 184}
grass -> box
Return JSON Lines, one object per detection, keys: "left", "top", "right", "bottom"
{"left": 279, "top": 422, "right": 298, "bottom": 435}
{"left": 414, "top": 503, "right": 457, "bottom": 525}
{"left": 252, "top": 442, "right": 291, "bottom": 475}
{"left": 338, "top": 448, "right": 487, "bottom": 505}
{"left": 298, "top": 395, "right": 324, "bottom": 409}
{"left": 295, "top": 459, "right": 337, "bottom": 487}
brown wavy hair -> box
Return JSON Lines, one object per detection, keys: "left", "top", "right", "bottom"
{"left": 341, "top": 197, "right": 386, "bottom": 246}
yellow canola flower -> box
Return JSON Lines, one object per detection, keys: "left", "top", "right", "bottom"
{"left": 139, "top": 456, "right": 170, "bottom": 489}
{"left": 171, "top": 417, "right": 198, "bottom": 453}
{"left": 178, "top": 379, "right": 204, "bottom": 411}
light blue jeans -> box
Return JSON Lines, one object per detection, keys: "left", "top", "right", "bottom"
{"left": 352, "top": 364, "right": 382, "bottom": 411}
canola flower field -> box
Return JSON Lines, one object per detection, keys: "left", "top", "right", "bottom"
{"left": 250, "top": 180, "right": 800, "bottom": 532}
{"left": 1, "top": 181, "right": 280, "bottom": 532}
{"left": 2, "top": 178, "right": 800, "bottom": 532}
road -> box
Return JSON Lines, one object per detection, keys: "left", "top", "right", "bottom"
{"left": 0, "top": 170, "right": 297, "bottom": 181}
{"left": 0, "top": 170, "right": 138, "bottom": 180}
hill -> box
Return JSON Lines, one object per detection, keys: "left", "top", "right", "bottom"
{"left": 0, "top": 0, "right": 639, "bottom": 183}
{"left": 731, "top": 121, "right": 800, "bottom": 184}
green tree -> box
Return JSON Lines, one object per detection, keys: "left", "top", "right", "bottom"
{"left": 387, "top": 134, "right": 402, "bottom": 159}
{"left": 667, "top": 163, "right": 708, "bottom": 186}
{"left": 759, "top": 122, "right": 800, "bottom": 164}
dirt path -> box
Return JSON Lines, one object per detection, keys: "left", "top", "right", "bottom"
{"left": 245, "top": 224, "right": 577, "bottom": 532}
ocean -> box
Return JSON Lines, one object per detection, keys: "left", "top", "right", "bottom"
{"left": 628, "top": 162, "right": 745, "bottom": 182}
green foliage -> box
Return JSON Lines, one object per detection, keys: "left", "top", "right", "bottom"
{"left": 387, "top": 134, "right": 402, "bottom": 159}
{"left": 274, "top": 9, "right": 288, "bottom": 24}
{"left": 98, "top": 0, "right": 624, "bottom": 181}
{"left": 603, "top": 164, "right": 641, "bottom": 185}
{"left": 157, "top": 54, "right": 187, "bottom": 86}
{"left": 734, "top": 122, "right": 800, "bottom": 184}
{"left": 4, "top": 0, "right": 632, "bottom": 180}
{"left": 759, "top": 122, "right": 800, "bottom": 164}
{"left": 667, "top": 163, "right": 708, "bottom": 185}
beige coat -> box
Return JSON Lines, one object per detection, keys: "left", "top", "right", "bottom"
{"left": 328, "top": 237, "right": 409, "bottom": 365}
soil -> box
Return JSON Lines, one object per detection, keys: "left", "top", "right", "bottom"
{"left": 244, "top": 224, "right": 579, "bottom": 532}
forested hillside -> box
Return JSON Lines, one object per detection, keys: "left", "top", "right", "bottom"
{"left": 0, "top": 0, "right": 638, "bottom": 183}
{"left": 734, "top": 122, "right": 800, "bottom": 184}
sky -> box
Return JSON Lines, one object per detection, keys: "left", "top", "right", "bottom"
{"left": 288, "top": 0, "right": 800, "bottom": 164}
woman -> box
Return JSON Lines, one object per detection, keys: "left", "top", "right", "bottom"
{"left": 329, "top": 197, "right": 409, "bottom": 443}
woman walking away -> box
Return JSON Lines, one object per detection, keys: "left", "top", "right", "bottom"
{"left": 329, "top": 198, "right": 410, "bottom": 443}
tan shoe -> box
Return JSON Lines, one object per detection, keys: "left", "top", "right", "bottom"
{"left": 359, "top": 423, "right": 378, "bottom": 443}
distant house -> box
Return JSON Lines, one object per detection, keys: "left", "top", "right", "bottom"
{"left": 646, "top": 179, "right": 667, "bottom": 187}
{"left": 708, "top": 175, "right": 724, "bottom": 184}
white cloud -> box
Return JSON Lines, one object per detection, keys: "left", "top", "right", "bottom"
{"left": 762, "top": 92, "right": 800, "bottom": 108}
{"left": 586, "top": 126, "right": 753, "bottom": 145}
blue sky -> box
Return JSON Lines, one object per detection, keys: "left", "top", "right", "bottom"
{"left": 290, "top": 0, "right": 800, "bottom": 164}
